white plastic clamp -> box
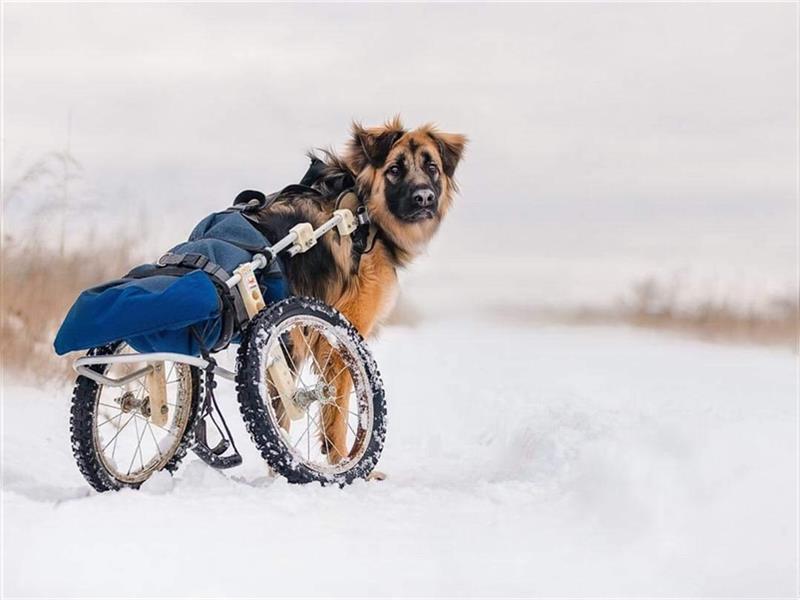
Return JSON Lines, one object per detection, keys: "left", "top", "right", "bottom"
{"left": 333, "top": 209, "right": 358, "bottom": 236}
{"left": 289, "top": 222, "right": 316, "bottom": 253}
{"left": 234, "top": 262, "right": 266, "bottom": 318}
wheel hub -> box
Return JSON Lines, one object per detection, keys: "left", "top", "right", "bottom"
{"left": 114, "top": 390, "right": 160, "bottom": 418}
{"left": 293, "top": 382, "right": 337, "bottom": 411}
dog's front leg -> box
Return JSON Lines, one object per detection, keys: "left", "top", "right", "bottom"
{"left": 319, "top": 353, "right": 351, "bottom": 464}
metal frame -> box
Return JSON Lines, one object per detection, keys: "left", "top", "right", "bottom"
{"left": 74, "top": 352, "right": 236, "bottom": 387}
{"left": 73, "top": 209, "right": 357, "bottom": 388}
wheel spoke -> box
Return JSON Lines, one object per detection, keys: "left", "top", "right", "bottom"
{"left": 146, "top": 419, "right": 173, "bottom": 434}
{"left": 135, "top": 413, "right": 147, "bottom": 470}
{"left": 146, "top": 420, "right": 163, "bottom": 459}
{"left": 298, "top": 327, "right": 328, "bottom": 385}
{"left": 96, "top": 413, "right": 123, "bottom": 429}
{"left": 127, "top": 414, "right": 147, "bottom": 475}
{"left": 279, "top": 334, "right": 305, "bottom": 389}
{"left": 333, "top": 387, "right": 357, "bottom": 413}
{"left": 105, "top": 411, "right": 135, "bottom": 455}
{"left": 328, "top": 363, "right": 349, "bottom": 386}
{"left": 110, "top": 409, "right": 126, "bottom": 458}
{"left": 165, "top": 361, "right": 176, "bottom": 384}
{"left": 292, "top": 414, "right": 312, "bottom": 451}
{"left": 334, "top": 402, "right": 358, "bottom": 438}
{"left": 319, "top": 344, "right": 335, "bottom": 381}
{"left": 306, "top": 411, "right": 311, "bottom": 459}
{"left": 307, "top": 406, "right": 334, "bottom": 454}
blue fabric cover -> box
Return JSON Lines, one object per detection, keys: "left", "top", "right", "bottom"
{"left": 173, "top": 211, "right": 270, "bottom": 271}
{"left": 54, "top": 210, "right": 288, "bottom": 356}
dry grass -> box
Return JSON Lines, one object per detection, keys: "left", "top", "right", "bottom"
{"left": 1, "top": 237, "right": 140, "bottom": 382}
{"left": 533, "top": 277, "right": 798, "bottom": 349}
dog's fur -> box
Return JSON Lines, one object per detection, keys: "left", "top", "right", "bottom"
{"left": 253, "top": 118, "right": 466, "bottom": 461}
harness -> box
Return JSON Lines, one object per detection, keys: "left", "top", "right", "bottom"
{"left": 233, "top": 160, "right": 378, "bottom": 267}
{"left": 298, "top": 157, "right": 379, "bottom": 262}
{"left": 333, "top": 189, "right": 377, "bottom": 260}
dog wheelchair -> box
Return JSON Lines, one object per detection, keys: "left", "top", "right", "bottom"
{"left": 55, "top": 190, "right": 386, "bottom": 491}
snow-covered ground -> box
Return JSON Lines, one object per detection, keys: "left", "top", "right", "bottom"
{"left": 2, "top": 321, "right": 797, "bottom": 597}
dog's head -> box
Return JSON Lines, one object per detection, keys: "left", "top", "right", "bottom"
{"left": 344, "top": 117, "right": 467, "bottom": 256}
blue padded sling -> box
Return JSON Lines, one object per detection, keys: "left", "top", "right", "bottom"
{"left": 54, "top": 209, "right": 288, "bottom": 356}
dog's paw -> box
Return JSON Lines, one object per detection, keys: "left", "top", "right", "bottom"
{"left": 368, "top": 470, "right": 387, "bottom": 481}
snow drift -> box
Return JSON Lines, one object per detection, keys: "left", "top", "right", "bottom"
{"left": 2, "top": 321, "right": 797, "bottom": 597}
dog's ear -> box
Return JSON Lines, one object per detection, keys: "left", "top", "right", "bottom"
{"left": 346, "top": 116, "right": 406, "bottom": 172}
{"left": 427, "top": 130, "right": 467, "bottom": 178}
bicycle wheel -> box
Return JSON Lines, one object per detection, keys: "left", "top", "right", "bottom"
{"left": 70, "top": 342, "right": 200, "bottom": 492}
{"left": 237, "top": 297, "right": 386, "bottom": 485}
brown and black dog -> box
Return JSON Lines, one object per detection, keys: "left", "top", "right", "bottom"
{"left": 253, "top": 117, "right": 467, "bottom": 462}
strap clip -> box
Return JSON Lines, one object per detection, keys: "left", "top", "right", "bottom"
{"left": 356, "top": 205, "right": 370, "bottom": 225}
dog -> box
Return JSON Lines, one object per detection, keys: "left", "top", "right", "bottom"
{"left": 253, "top": 117, "right": 467, "bottom": 463}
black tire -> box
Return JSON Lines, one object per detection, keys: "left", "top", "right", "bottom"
{"left": 70, "top": 342, "right": 200, "bottom": 492}
{"left": 236, "top": 297, "right": 387, "bottom": 486}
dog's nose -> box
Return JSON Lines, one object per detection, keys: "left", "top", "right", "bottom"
{"left": 412, "top": 188, "right": 435, "bottom": 208}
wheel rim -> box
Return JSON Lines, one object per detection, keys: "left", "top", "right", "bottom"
{"left": 92, "top": 345, "right": 193, "bottom": 484}
{"left": 259, "top": 314, "right": 373, "bottom": 476}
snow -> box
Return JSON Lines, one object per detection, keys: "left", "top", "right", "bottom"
{"left": 2, "top": 321, "right": 797, "bottom": 597}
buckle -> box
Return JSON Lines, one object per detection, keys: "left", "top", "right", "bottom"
{"left": 356, "top": 205, "right": 370, "bottom": 225}
{"left": 183, "top": 253, "right": 209, "bottom": 269}
{"left": 157, "top": 253, "right": 181, "bottom": 267}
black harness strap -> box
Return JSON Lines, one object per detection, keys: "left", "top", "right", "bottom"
{"left": 132, "top": 252, "right": 247, "bottom": 352}
{"left": 296, "top": 159, "right": 380, "bottom": 263}
{"left": 231, "top": 162, "right": 383, "bottom": 275}
{"left": 334, "top": 189, "right": 378, "bottom": 267}
{"left": 233, "top": 189, "right": 267, "bottom": 208}
{"left": 157, "top": 252, "right": 232, "bottom": 284}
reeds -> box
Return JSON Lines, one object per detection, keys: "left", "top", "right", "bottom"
{"left": 1, "top": 237, "right": 139, "bottom": 381}
{"left": 572, "top": 276, "right": 798, "bottom": 348}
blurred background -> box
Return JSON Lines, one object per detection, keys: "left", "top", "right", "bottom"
{"left": 3, "top": 2, "right": 797, "bottom": 379}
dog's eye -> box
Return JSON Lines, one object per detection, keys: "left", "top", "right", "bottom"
{"left": 388, "top": 165, "right": 401, "bottom": 177}
{"left": 427, "top": 162, "right": 439, "bottom": 176}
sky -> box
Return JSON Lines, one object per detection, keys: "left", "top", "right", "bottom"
{"left": 3, "top": 3, "right": 797, "bottom": 314}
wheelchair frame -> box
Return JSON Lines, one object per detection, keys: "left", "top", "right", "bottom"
{"left": 73, "top": 207, "right": 359, "bottom": 387}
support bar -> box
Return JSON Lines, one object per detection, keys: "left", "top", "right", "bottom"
{"left": 224, "top": 209, "right": 355, "bottom": 286}
{"left": 74, "top": 353, "right": 236, "bottom": 387}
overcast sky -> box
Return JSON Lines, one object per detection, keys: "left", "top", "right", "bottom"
{"left": 3, "top": 3, "right": 797, "bottom": 311}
